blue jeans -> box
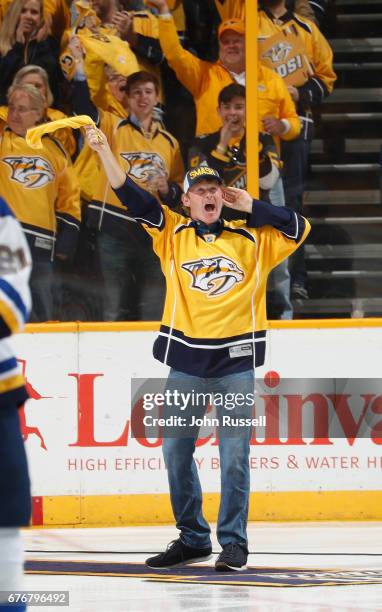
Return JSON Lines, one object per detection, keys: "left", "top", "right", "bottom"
{"left": 267, "top": 177, "right": 293, "bottom": 319}
{"left": 162, "top": 368, "right": 254, "bottom": 550}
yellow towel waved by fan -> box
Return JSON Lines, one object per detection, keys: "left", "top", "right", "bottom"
{"left": 26, "top": 115, "right": 98, "bottom": 149}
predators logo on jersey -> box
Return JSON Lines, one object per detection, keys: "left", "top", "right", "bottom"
{"left": 263, "top": 41, "right": 292, "bottom": 64}
{"left": 120, "top": 152, "right": 167, "bottom": 185}
{"left": 182, "top": 255, "right": 244, "bottom": 297}
{"left": 259, "top": 24, "right": 311, "bottom": 86}
{"left": 2, "top": 156, "right": 55, "bottom": 188}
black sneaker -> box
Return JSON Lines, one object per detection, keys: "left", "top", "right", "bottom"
{"left": 145, "top": 538, "right": 213, "bottom": 568}
{"left": 215, "top": 543, "right": 248, "bottom": 571}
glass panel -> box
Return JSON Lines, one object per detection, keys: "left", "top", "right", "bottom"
{"left": 1, "top": 0, "right": 380, "bottom": 322}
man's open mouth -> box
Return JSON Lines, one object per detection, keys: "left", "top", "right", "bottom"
{"left": 205, "top": 204, "right": 215, "bottom": 212}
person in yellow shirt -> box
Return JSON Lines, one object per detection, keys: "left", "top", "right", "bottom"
{"left": 188, "top": 83, "right": 281, "bottom": 200}
{"left": 60, "top": 0, "right": 140, "bottom": 104}
{"left": 0, "top": 84, "right": 81, "bottom": 321}
{"left": 258, "top": 0, "right": 336, "bottom": 298}
{"left": 148, "top": 0, "right": 301, "bottom": 142}
{"left": 148, "top": 0, "right": 245, "bottom": 136}
{"left": 110, "top": 3, "right": 165, "bottom": 104}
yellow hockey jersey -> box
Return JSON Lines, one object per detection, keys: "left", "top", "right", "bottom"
{"left": 92, "top": 11, "right": 164, "bottom": 110}
{"left": 113, "top": 176, "right": 310, "bottom": 376}
{"left": 257, "top": 63, "right": 301, "bottom": 150}
{"left": 88, "top": 111, "right": 184, "bottom": 234}
{"left": 62, "top": 8, "right": 163, "bottom": 111}
{"left": 0, "top": 128, "right": 81, "bottom": 259}
{"left": 60, "top": 24, "right": 140, "bottom": 101}
{"left": 258, "top": 9, "right": 336, "bottom": 105}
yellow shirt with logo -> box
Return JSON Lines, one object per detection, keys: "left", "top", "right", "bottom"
{"left": 258, "top": 10, "right": 336, "bottom": 97}
{"left": 88, "top": 112, "right": 184, "bottom": 231}
{"left": 113, "top": 175, "right": 310, "bottom": 376}
{"left": 0, "top": 129, "right": 81, "bottom": 255}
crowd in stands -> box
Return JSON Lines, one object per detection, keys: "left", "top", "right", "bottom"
{"left": 0, "top": 0, "right": 336, "bottom": 322}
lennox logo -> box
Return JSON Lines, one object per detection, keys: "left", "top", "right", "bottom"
{"left": 182, "top": 255, "right": 244, "bottom": 296}
{"left": 20, "top": 368, "right": 382, "bottom": 449}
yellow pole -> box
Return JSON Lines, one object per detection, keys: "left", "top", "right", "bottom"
{"left": 245, "top": 0, "right": 259, "bottom": 198}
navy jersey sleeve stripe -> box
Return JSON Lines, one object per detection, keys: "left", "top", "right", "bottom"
{"left": 247, "top": 200, "right": 306, "bottom": 242}
{"left": 113, "top": 176, "right": 163, "bottom": 227}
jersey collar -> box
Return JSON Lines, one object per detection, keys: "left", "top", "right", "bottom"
{"left": 190, "top": 218, "right": 225, "bottom": 241}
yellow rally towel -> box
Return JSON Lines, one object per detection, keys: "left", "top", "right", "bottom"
{"left": 26, "top": 115, "right": 96, "bottom": 149}
{"left": 79, "top": 30, "right": 139, "bottom": 78}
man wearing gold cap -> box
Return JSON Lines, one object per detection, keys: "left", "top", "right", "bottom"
{"left": 144, "top": 0, "right": 247, "bottom": 136}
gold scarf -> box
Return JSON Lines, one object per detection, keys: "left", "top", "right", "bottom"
{"left": 26, "top": 115, "right": 96, "bottom": 149}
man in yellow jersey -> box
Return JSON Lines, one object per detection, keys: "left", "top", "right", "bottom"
{"left": 145, "top": 0, "right": 246, "bottom": 136}
{"left": 1, "top": 84, "right": 81, "bottom": 321}
{"left": 84, "top": 125, "right": 310, "bottom": 571}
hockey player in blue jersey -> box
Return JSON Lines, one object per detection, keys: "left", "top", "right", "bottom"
{"left": 0, "top": 196, "right": 32, "bottom": 611}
